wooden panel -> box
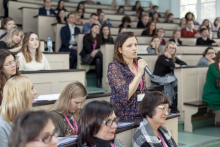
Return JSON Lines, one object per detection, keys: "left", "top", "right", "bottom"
{"left": 44, "top": 53, "right": 69, "bottom": 70}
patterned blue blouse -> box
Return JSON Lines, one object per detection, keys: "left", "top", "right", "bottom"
{"left": 107, "top": 61, "right": 149, "bottom": 120}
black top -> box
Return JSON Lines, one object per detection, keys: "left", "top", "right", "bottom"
{"left": 79, "top": 35, "right": 100, "bottom": 58}
{"left": 141, "top": 30, "right": 154, "bottom": 36}
{"left": 137, "top": 21, "right": 148, "bottom": 28}
{"left": 118, "top": 24, "right": 131, "bottom": 28}
{"left": 153, "top": 55, "right": 187, "bottom": 77}
{"left": 196, "top": 37, "right": 216, "bottom": 45}
{"left": 100, "top": 37, "right": 114, "bottom": 44}
{"left": 0, "top": 41, "right": 14, "bottom": 49}
{"left": 169, "top": 39, "right": 182, "bottom": 45}
{"left": 72, "top": 137, "right": 112, "bottom": 147}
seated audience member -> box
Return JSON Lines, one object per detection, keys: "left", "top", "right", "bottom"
{"left": 136, "top": 8, "right": 146, "bottom": 22}
{"left": 0, "top": 49, "right": 20, "bottom": 105}
{"left": 185, "top": 12, "right": 199, "bottom": 25}
{"left": 149, "top": 3, "right": 153, "bottom": 13}
{"left": 49, "top": 82, "right": 87, "bottom": 137}
{"left": 196, "top": 28, "right": 219, "bottom": 46}
{"left": 0, "top": 76, "right": 37, "bottom": 146}
{"left": 141, "top": 22, "right": 157, "bottom": 36}
{"left": 77, "top": 8, "right": 84, "bottom": 19}
{"left": 96, "top": 9, "right": 102, "bottom": 16}
{"left": 151, "top": 12, "right": 160, "bottom": 23}
{"left": 133, "top": 7, "right": 144, "bottom": 16}
{"left": 118, "top": 27, "right": 127, "bottom": 34}
{"left": 115, "top": 6, "right": 125, "bottom": 15}
{"left": 132, "top": 1, "right": 141, "bottom": 11}
{"left": 85, "top": 0, "right": 95, "bottom": 4}
{"left": 202, "top": 51, "right": 220, "bottom": 109}
{"left": 202, "top": 19, "right": 214, "bottom": 31}
{"left": 147, "top": 36, "right": 163, "bottom": 54}
{"left": 82, "top": 13, "right": 98, "bottom": 34}
{"left": 98, "top": 12, "right": 113, "bottom": 27}
{"left": 38, "top": 0, "right": 56, "bottom": 16}
{"left": 59, "top": 13, "right": 80, "bottom": 69}
{"left": 157, "top": 28, "right": 166, "bottom": 45}
{"left": 55, "top": 0, "right": 67, "bottom": 11}
{"left": 0, "top": 17, "right": 16, "bottom": 39}
{"left": 151, "top": 42, "right": 187, "bottom": 113}
{"left": 176, "top": 17, "right": 186, "bottom": 30}
{"left": 213, "top": 17, "right": 220, "bottom": 31}
{"left": 132, "top": 92, "right": 177, "bottom": 147}
{"left": 125, "top": 0, "right": 130, "bottom": 6}
{"left": 214, "top": 27, "right": 220, "bottom": 38}
{"left": 74, "top": 101, "right": 125, "bottom": 147}
{"left": 165, "top": 10, "right": 171, "bottom": 21}
{"left": 111, "top": 0, "right": 118, "bottom": 10}
{"left": 80, "top": 24, "right": 103, "bottom": 88}
{"left": 74, "top": 12, "right": 83, "bottom": 25}
{"left": 197, "top": 47, "right": 216, "bottom": 66}
{"left": 17, "top": 32, "right": 51, "bottom": 71}
{"left": 169, "top": 30, "right": 182, "bottom": 45}
{"left": 100, "top": 24, "right": 114, "bottom": 44}
{"left": 9, "top": 111, "right": 58, "bottom": 147}
{"left": 137, "top": 14, "right": 149, "bottom": 28}
{"left": 149, "top": 5, "right": 161, "bottom": 17}
{"left": 56, "top": 9, "right": 67, "bottom": 23}
{"left": 164, "top": 13, "right": 174, "bottom": 23}
{"left": 76, "top": 2, "right": 85, "bottom": 18}
{"left": 119, "top": 16, "right": 131, "bottom": 28}
{"left": 0, "top": 27, "right": 23, "bottom": 52}
{"left": 181, "top": 19, "right": 199, "bottom": 37}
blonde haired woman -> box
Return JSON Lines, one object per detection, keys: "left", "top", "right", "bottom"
{"left": 49, "top": 81, "right": 87, "bottom": 137}
{"left": 0, "top": 27, "right": 23, "bottom": 52}
{"left": 17, "top": 32, "right": 50, "bottom": 71}
{"left": 111, "top": 0, "right": 117, "bottom": 10}
{"left": 0, "top": 76, "right": 37, "bottom": 147}
{"left": 151, "top": 42, "right": 187, "bottom": 113}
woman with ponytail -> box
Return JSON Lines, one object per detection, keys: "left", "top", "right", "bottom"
{"left": 202, "top": 51, "right": 220, "bottom": 109}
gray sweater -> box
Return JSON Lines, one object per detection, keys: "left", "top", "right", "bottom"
{"left": 147, "top": 45, "right": 163, "bottom": 54}
{"left": 0, "top": 115, "right": 11, "bottom": 147}
{"left": 197, "top": 57, "right": 209, "bottom": 67}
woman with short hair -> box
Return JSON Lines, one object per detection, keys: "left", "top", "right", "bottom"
{"left": 119, "top": 16, "right": 131, "bottom": 28}
{"left": 49, "top": 81, "right": 87, "bottom": 137}
{"left": 132, "top": 92, "right": 178, "bottom": 147}
{"left": 0, "top": 17, "right": 16, "bottom": 39}
{"left": 197, "top": 47, "right": 216, "bottom": 66}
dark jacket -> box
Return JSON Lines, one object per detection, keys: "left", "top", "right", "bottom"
{"left": 79, "top": 35, "right": 100, "bottom": 58}
{"left": 100, "top": 36, "right": 114, "bottom": 44}
{"left": 136, "top": 21, "right": 148, "bottom": 28}
{"left": 38, "top": 7, "right": 56, "bottom": 16}
{"left": 0, "top": 41, "right": 14, "bottom": 50}
{"left": 59, "top": 24, "right": 80, "bottom": 52}
{"left": 169, "top": 39, "right": 182, "bottom": 45}
{"left": 119, "top": 24, "right": 131, "bottom": 28}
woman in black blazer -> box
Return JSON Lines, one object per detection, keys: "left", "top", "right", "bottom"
{"left": 169, "top": 30, "right": 182, "bottom": 45}
{"left": 80, "top": 24, "right": 103, "bottom": 88}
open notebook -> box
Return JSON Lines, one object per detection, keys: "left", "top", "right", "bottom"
{"left": 58, "top": 135, "right": 77, "bottom": 146}
{"left": 35, "top": 94, "right": 60, "bottom": 101}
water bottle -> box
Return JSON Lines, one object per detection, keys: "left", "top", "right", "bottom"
{"left": 209, "top": 22, "right": 212, "bottom": 40}
{"left": 47, "top": 37, "right": 53, "bottom": 52}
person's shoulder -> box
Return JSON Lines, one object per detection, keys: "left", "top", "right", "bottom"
{"left": 209, "top": 63, "right": 215, "bottom": 68}
{"left": 83, "top": 23, "right": 89, "bottom": 26}
{"left": 114, "top": 138, "right": 126, "bottom": 147}
{"left": 50, "top": 111, "right": 64, "bottom": 119}
{"left": 39, "top": 7, "right": 44, "bottom": 10}
{"left": 0, "top": 116, "right": 10, "bottom": 129}
{"left": 17, "top": 52, "right": 24, "bottom": 58}
{"left": 181, "top": 27, "right": 186, "bottom": 31}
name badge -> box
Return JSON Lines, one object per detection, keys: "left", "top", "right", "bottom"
{"left": 137, "top": 93, "right": 145, "bottom": 102}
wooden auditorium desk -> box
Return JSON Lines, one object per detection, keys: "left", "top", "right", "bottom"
{"left": 21, "top": 69, "right": 86, "bottom": 98}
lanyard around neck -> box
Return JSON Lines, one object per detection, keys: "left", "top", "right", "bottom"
{"left": 158, "top": 131, "right": 166, "bottom": 147}
{"left": 63, "top": 113, "right": 78, "bottom": 134}
{"left": 91, "top": 142, "right": 114, "bottom": 147}
{"left": 129, "top": 62, "right": 143, "bottom": 91}
{"left": 93, "top": 40, "right": 97, "bottom": 50}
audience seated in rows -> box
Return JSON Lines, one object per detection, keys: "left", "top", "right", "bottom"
{"left": 181, "top": 19, "right": 199, "bottom": 37}
{"left": 165, "top": 10, "right": 171, "bottom": 21}
{"left": 151, "top": 42, "right": 187, "bottom": 113}
{"left": 137, "top": 14, "right": 149, "bottom": 28}
{"left": 147, "top": 36, "right": 163, "bottom": 54}
{"left": 74, "top": 12, "right": 83, "bottom": 25}
{"left": 149, "top": 5, "right": 161, "bottom": 17}
{"left": 197, "top": 47, "right": 216, "bottom": 67}
{"left": 196, "top": 28, "right": 219, "bottom": 46}
{"left": 55, "top": 0, "right": 67, "bottom": 11}
{"left": 136, "top": 7, "right": 146, "bottom": 22}
{"left": 202, "top": 19, "right": 214, "bottom": 31}
{"left": 76, "top": 2, "right": 85, "bottom": 18}
{"left": 115, "top": 6, "right": 126, "bottom": 15}
{"left": 125, "top": 0, "right": 130, "bottom": 6}
{"left": 132, "top": 92, "right": 177, "bottom": 147}
{"left": 82, "top": 13, "right": 98, "bottom": 33}
{"left": 119, "top": 16, "right": 131, "bottom": 28}
{"left": 56, "top": 9, "right": 67, "bottom": 23}
{"left": 38, "top": 0, "right": 56, "bottom": 16}
{"left": 118, "top": 27, "right": 127, "bottom": 34}
{"left": 164, "top": 13, "right": 174, "bottom": 23}
{"left": 0, "top": 76, "right": 37, "bottom": 146}
{"left": 0, "top": 27, "right": 23, "bottom": 52}
{"left": 176, "top": 17, "right": 186, "bottom": 31}
{"left": 80, "top": 24, "right": 103, "bottom": 88}
{"left": 185, "top": 12, "right": 199, "bottom": 25}
{"left": 169, "top": 30, "right": 182, "bottom": 45}
{"left": 0, "top": 17, "right": 16, "bottom": 39}
{"left": 111, "top": 0, "right": 118, "bottom": 10}
{"left": 202, "top": 51, "right": 220, "bottom": 109}
{"left": 17, "top": 32, "right": 51, "bottom": 71}
{"left": 157, "top": 28, "right": 166, "bottom": 45}
{"left": 141, "top": 22, "right": 157, "bottom": 36}
{"left": 98, "top": 12, "right": 113, "bottom": 27}
{"left": 50, "top": 82, "right": 87, "bottom": 137}
{"left": 151, "top": 12, "right": 160, "bottom": 23}
{"left": 100, "top": 24, "right": 114, "bottom": 44}
{"left": 59, "top": 13, "right": 80, "bottom": 69}
{"left": 132, "top": 1, "right": 141, "bottom": 11}
{"left": 9, "top": 110, "right": 58, "bottom": 147}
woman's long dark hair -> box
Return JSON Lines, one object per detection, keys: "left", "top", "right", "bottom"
{"left": 56, "top": 0, "right": 66, "bottom": 11}
{"left": 8, "top": 111, "right": 55, "bottom": 147}
{"left": 144, "top": 22, "right": 157, "bottom": 36}
{"left": 217, "top": 27, "right": 220, "bottom": 38}
{"left": 75, "top": 101, "right": 118, "bottom": 146}
{"left": 134, "top": 1, "right": 141, "bottom": 11}
{"left": 85, "top": 24, "right": 100, "bottom": 46}
{"left": 56, "top": 9, "right": 67, "bottom": 23}
{"left": 76, "top": 2, "right": 85, "bottom": 18}
{"left": 215, "top": 51, "right": 220, "bottom": 87}
{"left": 152, "top": 12, "right": 160, "bottom": 22}
{"left": 100, "top": 23, "right": 112, "bottom": 43}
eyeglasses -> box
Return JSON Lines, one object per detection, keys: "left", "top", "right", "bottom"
{"left": 3, "top": 60, "right": 17, "bottom": 66}
{"left": 157, "top": 105, "right": 171, "bottom": 114}
{"left": 103, "top": 117, "right": 119, "bottom": 127}
{"left": 34, "top": 128, "right": 59, "bottom": 144}
{"left": 207, "top": 52, "right": 215, "bottom": 55}
{"left": 167, "top": 46, "right": 176, "bottom": 50}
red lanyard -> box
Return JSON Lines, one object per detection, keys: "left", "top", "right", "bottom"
{"left": 91, "top": 142, "right": 114, "bottom": 147}
{"left": 158, "top": 131, "right": 166, "bottom": 147}
{"left": 93, "top": 40, "right": 97, "bottom": 50}
{"left": 130, "top": 62, "right": 143, "bottom": 91}
{"left": 63, "top": 114, "right": 78, "bottom": 134}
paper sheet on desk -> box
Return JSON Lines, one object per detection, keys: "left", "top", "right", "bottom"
{"left": 117, "top": 122, "right": 136, "bottom": 129}
{"left": 58, "top": 135, "right": 77, "bottom": 146}
{"left": 37, "top": 94, "right": 60, "bottom": 101}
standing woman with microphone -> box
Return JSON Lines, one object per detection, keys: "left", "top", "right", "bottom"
{"left": 107, "top": 32, "right": 149, "bottom": 120}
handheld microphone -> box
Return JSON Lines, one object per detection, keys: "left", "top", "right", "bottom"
{"left": 137, "top": 57, "right": 154, "bottom": 78}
